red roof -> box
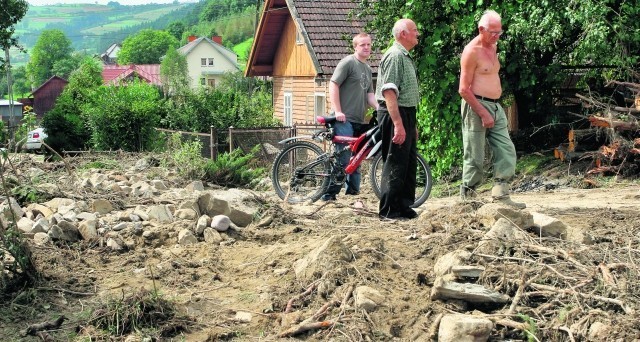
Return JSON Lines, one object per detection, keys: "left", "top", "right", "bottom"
{"left": 102, "top": 64, "right": 162, "bottom": 86}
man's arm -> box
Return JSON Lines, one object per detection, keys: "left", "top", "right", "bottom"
{"left": 382, "top": 89, "right": 406, "bottom": 145}
{"left": 458, "top": 47, "right": 494, "bottom": 128}
{"left": 367, "top": 92, "right": 378, "bottom": 110}
{"left": 329, "top": 81, "right": 346, "bottom": 122}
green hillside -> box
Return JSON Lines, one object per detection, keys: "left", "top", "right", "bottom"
{"left": 11, "top": 3, "right": 192, "bottom": 65}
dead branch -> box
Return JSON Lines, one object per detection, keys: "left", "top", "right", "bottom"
{"left": 284, "top": 282, "right": 317, "bottom": 313}
{"left": 311, "top": 300, "right": 340, "bottom": 321}
{"left": 277, "top": 320, "right": 336, "bottom": 337}
{"left": 22, "top": 316, "right": 66, "bottom": 337}
{"left": 339, "top": 284, "right": 355, "bottom": 310}
{"left": 427, "top": 313, "right": 443, "bottom": 341}
{"left": 598, "top": 263, "right": 616, "bottom": 288}
{"left": 557, "top": 326, "right": 576, "bottom": 342}
{"left": 528, "top": 283, "right": 633, "bottom": 314}
{"left": 507, "top": 272, "right": 540, "bottom": 315}
{"left": 522, "top": 244, "right": 592, "bottom": 275}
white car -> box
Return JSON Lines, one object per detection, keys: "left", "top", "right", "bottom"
{"left": 24, "top": 127, "right": 48, "bottom": 152}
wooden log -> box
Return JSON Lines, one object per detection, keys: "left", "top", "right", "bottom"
{"left": 568, "top": 129, "right": 606, "bottom": 152}
{"left": 588, "top": 115, "right": 638, "bottom": 130}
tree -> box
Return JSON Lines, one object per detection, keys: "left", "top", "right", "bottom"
{"left": 358, "top": 0, "right": 640, "bottom": 178}
{"left": 160, "top": 45, "right": 190, "bottom": 96}
{"left": 12, "top": 66, "right": 31, "bottom": 98}
{"left": 166, "top": 21, "right": 186, "bottom": 41}
{"left": 26, "top": 29, "right": 73, "bottom": 87}
{"left": 42, "top": 57, "right": 103, "bottom": 153}
{"left": 51, "top": 52, "right": 85, "bottom": 80}
{"left": 117, "top": 29, "right": 179, "bottom": 65}
{"left": 0, "top": 0, "right": 28, "bottom": 67}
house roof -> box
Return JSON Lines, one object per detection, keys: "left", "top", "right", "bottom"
{"left": 246, "top": 0, "right": 379, "bottom": 77}
{"left": 178, "top": 37, "right": 239, "bottom": 70}
{"left": 29, "top": 75, "right": 69, "bottom": 97}
{"left": 101, "top": 43, "right": 121, "bottom": 59}
{"left": 102, "top": 64, "right": 162, "bottom": 86}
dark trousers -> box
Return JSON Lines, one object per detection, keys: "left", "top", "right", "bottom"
{"left": 377, "top": 105, "right": 417, "bottom": 216}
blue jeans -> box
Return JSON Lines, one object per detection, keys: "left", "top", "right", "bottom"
{"left": 324, "top": 121, "right": 369, "bottom": 197}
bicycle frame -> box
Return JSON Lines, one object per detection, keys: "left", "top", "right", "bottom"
{"left": 278, "top": 116, "right": 383, "bottom": 175}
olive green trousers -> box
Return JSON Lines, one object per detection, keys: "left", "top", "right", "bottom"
{"left": 461, "top": 99, "right": 517, "bottom": 188}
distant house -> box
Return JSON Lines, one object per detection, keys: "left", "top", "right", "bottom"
{"left": 246, "top": 0, "right": 380, "bottom": 125}
{"left": 102, "top": 64, "right": 162, "bottom": 86}
{"left": 0, "top": 100, "right": 23, "bottom": 126}
{"left": 100, "top": 43, "right": 121, "bottom": 65}
{"left": 178, "top": 36, "right": 240, "bottom": 89}
{"left": 18, "top": 75, "right": 69, "bottom": 120}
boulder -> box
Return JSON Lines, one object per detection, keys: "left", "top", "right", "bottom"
{"left": 438, "top": 314, "right": 493, "bottom": 342}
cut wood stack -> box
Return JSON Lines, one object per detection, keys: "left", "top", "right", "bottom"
{"left": 554, "top": 80, "right": 640, "bottom": 176}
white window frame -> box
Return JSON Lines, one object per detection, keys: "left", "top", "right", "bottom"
{"left": 200, "top": 78, "right": 206, "bottom": 86}
{"left": 208, "top": 58, "right": 214, "bottom": 66}
{"left": 201, "top": 58, "right": 207, "bottom": 66}
{"left": 284, "top": 92, "right": 293, "bottom": 126}
{"left": 314, "top": 92, "right": 326, "bottom": 117}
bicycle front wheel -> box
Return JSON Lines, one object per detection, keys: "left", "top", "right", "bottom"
{"left": 369, "top": 152, "right": 433, "bottom": 208}
{"left": 271, "top": 141, "right": 331, "bottom": 203}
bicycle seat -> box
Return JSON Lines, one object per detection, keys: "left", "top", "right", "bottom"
{"left": 316, "top": 116, "right": 338, "bottom": 126}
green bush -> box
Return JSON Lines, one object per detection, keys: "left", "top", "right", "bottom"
{"left": 84, "top": 81, "right": 165, "bottom": 152}
{"left": 202, "top": 147, "right": 265, "bottom": 188}
{"left": 165, "top": 133, "right": 206, "bottom": 180}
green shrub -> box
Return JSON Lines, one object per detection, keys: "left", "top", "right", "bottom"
{"left": 202, "top": 146, "right": 265, "bottom": 188}
{"left": 166, "top": 133, "right": 206, "bottom": 179}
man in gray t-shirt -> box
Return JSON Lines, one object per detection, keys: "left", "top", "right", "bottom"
{"left": 322, "top": 33, "right": 379, "bottom": 201}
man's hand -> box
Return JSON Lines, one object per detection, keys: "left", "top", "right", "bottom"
{"left": 480, "top": 112, "right": 495, "bottom": 128}
{"left": 392, "top": 123, "right": 406, "bottom": 144}
{"left": 335, "top": 111, "right": 346, "bottom": 122}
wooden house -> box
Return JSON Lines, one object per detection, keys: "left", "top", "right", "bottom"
{"left": 245, "top": 0, "right": 379, "bottom": 125}
{"left": 19, "top": 75, "right": 69, "bottom": 120}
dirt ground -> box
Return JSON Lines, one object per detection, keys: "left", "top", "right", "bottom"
{"left": 1, "top": 153, "right": 639, "bottom": 341}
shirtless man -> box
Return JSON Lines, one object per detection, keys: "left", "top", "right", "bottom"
{"left": 458, "top": 10, "right": 525, "bottom": 209}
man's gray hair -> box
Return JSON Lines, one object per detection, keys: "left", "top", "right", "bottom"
{"left": 478, "top": 10, "right": 501, "bottom": 28}
{"left": 392, "top": 19, "right": 409, "bottom": 39}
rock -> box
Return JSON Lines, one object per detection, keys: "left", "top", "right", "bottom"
{"left": 107, "top": 237, "right": 125, "bottom": 251}
{"left": 0, "top": 197, "right": 24, "bottom": 225}
{"left": 450, "top": 265, "right": 485, "bottom": 279}
{"left": 196, "top": 215, "right": 211, "bottom": 235}
{"left": 234, "top": 311, "right": 253, "bottom": 323}
{"left": 147, "top": 205, "right": 173, "bottom": 223}
{"left": 211, "top": 215, "right": 231, "bottom": 232}
{"left": 112, "top": 222, "right": 128, "bottom": 231}
{"left": 438, "top": 314, "right": 493, "bottom": 342}
{"left": 588, "top": 321, "right": 611, "bottom": 341}
{"left": 78, "top": 220, "right": 98, "bottom": 240}
{"left": 17, "top": 217, "right": 35, "bottom": 233}
{"left": 203, "top": 228, "right": 224, "bottom": 244}
{"left": 178, "top": 229, "right": 198, "bottom": 245}
{"left": 353, "top": 286, "right": 386, "bottom": 312}
{"left": 28, "top": 204, "right": 53, "bottom": 218}
{"left": 185, "top": 181, "right": 205, "bottom": 192}
{"left": 197, "top": 192, "right": 231, "bottom": 217}
{"left": 92, "top": 199, "right": 113, "bottom": 215}
{"left": 531, "top": 212, "right": 567, "bottom": 238}
{"left": 90, "top": 173, "right": 107, "bottom": 187}
{"left": 477, "top": 203, "right": 534, "bottom": 228}
{"left": 175, "top": 208, "right": 198, "bottom": 220}
{"left": 32, "top": 217, "right": 51, "bottom": 233}
{"left": 434, "top": 250, "right": 472, "bottom": 278}
{"left": 43, "top": 198, "right": 75, "bottom": 211}
{"left": 49, "top": 221, "right": 81, "bottom": 242}
{"left": 257, "top": 215, "right": 273, "bottom": 227}
{"left": 33, "top": 232, "right": 52, "bottom": 246}
{"left": 134, "top": 158, "right": 149, "bottom": 170}
{"left": 476, "top": 218, "right": 531, "bottom": 255}
{"left": 293, "top": 236, "right": 352, "bottom": 281}
{"left": 151, "top": 180, "right": 168, "bottom": 191}
{"left": 430, "top": 277, "right": 510, "bottom": 304}
{"left": 77, "top": 212, "right": 97, "bottom": 222}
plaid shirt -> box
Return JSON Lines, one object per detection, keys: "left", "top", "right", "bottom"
{"left": 375, "top": 42, "right": 420, "bottom": 107}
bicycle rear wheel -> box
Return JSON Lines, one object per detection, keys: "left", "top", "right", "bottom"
{"left": 369, "top": 152, "right": 433, "bottom": 208}
{"left": 271, "top": 141, "right": 331, "bottom": 203}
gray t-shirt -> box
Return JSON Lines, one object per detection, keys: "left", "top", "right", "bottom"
{"left": 330, "top": 55, "right": 374, "bottom": 124}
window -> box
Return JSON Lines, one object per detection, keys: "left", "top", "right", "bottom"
{"left": 202, "top": 58, "right": 214, "bottom": 66}
{"left": 208, "top": 79, "right": 216, "bottom": 88}
{"left": 284, "top": 92, "right": 293, "bottom": 125}
{"left": 200, "top": 78, "right": 206, "bottom": 86}
{"left": 314, "top": 93, "right": 326, "bottom": 116}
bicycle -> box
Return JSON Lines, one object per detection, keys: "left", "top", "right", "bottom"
{"left": 271, "top": 115, "right": 433, "bottom": 207}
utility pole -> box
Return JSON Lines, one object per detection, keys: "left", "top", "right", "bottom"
{"left": 4, "top": 47, "right": 15, "bottom": 142}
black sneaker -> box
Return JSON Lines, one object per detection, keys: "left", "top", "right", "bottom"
{"left": 401, "top": 208, "right": 418, "bottom": 219}
{"left": 321, "top": 194, "right": 337, "bottom": 201}
{"left": 345, "top": 189, "right": 360, "bottom": 195}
